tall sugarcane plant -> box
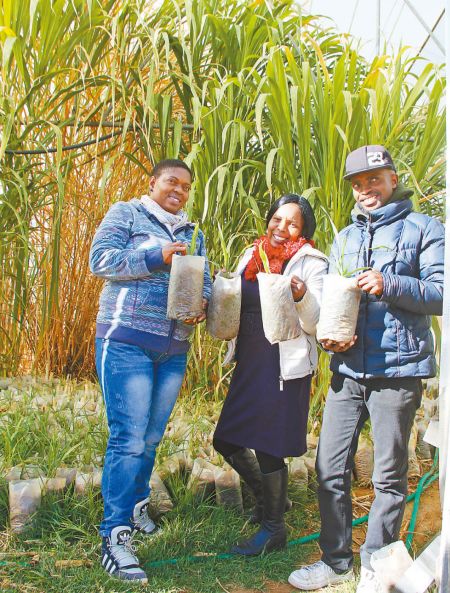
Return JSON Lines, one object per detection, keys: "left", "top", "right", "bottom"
{"left": 0, "top": 0, "right": 445, "bottom": 395}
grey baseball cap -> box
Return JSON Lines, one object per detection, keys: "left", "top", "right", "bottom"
{"left": 344, "top": 145, "right": 396, "bottom": 180}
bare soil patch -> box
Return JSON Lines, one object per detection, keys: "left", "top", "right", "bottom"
{"left": 231, "top": 476, "right": 441, "bottom": 593}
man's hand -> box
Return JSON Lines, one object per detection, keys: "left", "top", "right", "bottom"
{"left": 320, "top": 336, "right": 358, "bottom": 352}
{"left": 162, "top": 242, "right": 187, "bottom": 264}
{"left": 184, "top": 298, "right": 208, "bottom": 325}
{"left": 357, "top": 269, "right": 383, "bottom": 296}
{"left": 291, "top": 275, "right": 307, "bottom": 302}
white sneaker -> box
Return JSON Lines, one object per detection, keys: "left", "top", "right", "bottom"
{"left": 132, "top": 497, "right": 160, "bottom": 536}
{"left": 101, "top": 526, "right": 148, "bottom": 583}
{"left": 288, "top": 560, "right": 354, "bottom": 590}
{"left": 356, "top": 567, "right": 385, "bottom": 593}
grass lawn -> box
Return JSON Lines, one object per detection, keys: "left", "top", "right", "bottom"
{"left": 0, "top": 474, "right": 441, "bottom": 593}
{"left": 0, "top": 378, "right": 441, "bottom": 593}
{"left": 0, "top": 477, "right": 326, "bottom": 593}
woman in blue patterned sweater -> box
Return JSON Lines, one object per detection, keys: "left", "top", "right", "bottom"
{"left": 89, "top": 159, "right": 211, "bottom": 583}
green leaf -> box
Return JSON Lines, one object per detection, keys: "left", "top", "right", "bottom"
{"left": 258, "top": 242, "right": 271, "bottom": 274}
{"left": 189, "top": 222, "right": 200, "bottom": 256}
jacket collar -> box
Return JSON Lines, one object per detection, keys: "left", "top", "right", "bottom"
{"left": 131, "top": 198, "right": 195, "bottom": 234}
{"left": 352, "top": 198, "right": 413, "bottom": 229}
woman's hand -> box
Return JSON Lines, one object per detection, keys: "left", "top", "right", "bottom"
{"left": 184, "top": 298, "right": 208, "bottom": 325}
{"left": 162, "top": 242, "right": 187, "bottom": 265}
{"left": 320, "top": 336, "right": 358, "bottom": 352}
{"left": 291, "top": 275, "right": 307, "bottom": 302}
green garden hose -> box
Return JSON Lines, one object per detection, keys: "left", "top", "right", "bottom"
{"left": 0, "top": 455, "right": 439, "bottom": 571}
{"left": 147, "top": 453, "right": 439, "bottom": 569}
{"left": 405, "top": 451, "right": 439, "bottom": 550}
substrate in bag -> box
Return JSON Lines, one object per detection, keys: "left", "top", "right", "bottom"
{"left": 167, "top": 254, "right": 205, "bottom": 321}
{"left": 206, "top": 272, "right": 241, "bottom": 340}
{"left": 257, "top": 272, "right": 301, "bottom": 344}
{"left": 316, "top": 274, "right": 361, "bottom": 343}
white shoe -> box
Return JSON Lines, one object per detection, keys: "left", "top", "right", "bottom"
{"left": 356, "top": 567, "right": 385, "bottom": 593}
{"left": 132, "top": 497, "right": 160, "bottom": 536}
{"left": 101, "top": 526, "right": 148, "bottom": 583}
{"left": 288, "top": 560, "right": 354, "bottom": 590}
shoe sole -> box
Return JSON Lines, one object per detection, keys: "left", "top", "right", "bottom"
{"left": 105, "top": 571, "right": 148, "bottom": 585}
{"left": 288, "top": 571, "right": 354, "bottom": 590}
{"left": 231, "top": 538, "right": 287, "bottom": 557}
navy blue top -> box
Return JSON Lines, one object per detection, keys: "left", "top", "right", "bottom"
{"left": 214, "top": 275, "right": 311, "bottom": 458}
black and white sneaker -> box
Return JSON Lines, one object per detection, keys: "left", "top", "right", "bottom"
{"left": 101, "top": 526, "right": 148, "bottom": 583}
{"left": 132, "top": 498, "right": 160, "bottom": 536}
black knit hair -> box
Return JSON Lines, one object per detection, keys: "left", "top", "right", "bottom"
{"left": 151, "top": 158, "right": 193, "bottom": 180}
{"left": 265, "top": 194, "right": 316, "bottom": 240}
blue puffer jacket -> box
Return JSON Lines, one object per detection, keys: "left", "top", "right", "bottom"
{"left": 89, "top": 198, "right": 212, "bottom": 354}
{"left": 329, "top": 189, "right": 444, "bottom": 379}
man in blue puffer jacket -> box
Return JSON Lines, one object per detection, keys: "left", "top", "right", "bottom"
{"left": 289, "top": 146, "right": 444, "bottom": 593}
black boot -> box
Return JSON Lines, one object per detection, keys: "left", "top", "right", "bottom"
{"left": 249, "top": 494, "right": 292, "bottom": 524}
{"left": 230, "top": 466, "right": 288, "bottom": 556}
{"left": 226, "top": 449, "right": 291, "bottom": 524}
{"left": 226, "top": 449, "right": 264, "bottom": 523}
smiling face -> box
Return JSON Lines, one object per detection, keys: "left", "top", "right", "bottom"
{"left": 350, "top": 168, "right": 398, "bottom": 211}
{"left": 267, "top": 202, "right": 304, "bottom": 247}
{"left": 149, "top": 167, "right": 192, "bottom": 213}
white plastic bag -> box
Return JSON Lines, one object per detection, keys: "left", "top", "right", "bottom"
{"left": 206, "top": 272, "right": 241, "bottom": 340}
{"left": 74, "top": 466, "right": 102, "bottom": 495}
{"left": 257, "top": 272, "right": 301, "bottom": 344}
{"left": 316, "top": 274, "right": 361, "bottom": 342}
{"left": 288, "top": 458, "right": 309, "bottom": 491}
{"left": 167, "top": 254, "right": 205, "bottom": 320}
{"left": 9, "top": 479, "right": 42, "bottom": 533}
{"left": 149, "top": 472, "right": 173, "bottom": 515}
{"left": 187, "top": 458, "right": 216, "bottom": 502}
{"left": 214, "top": 467, "right": 243, "bottom": 511}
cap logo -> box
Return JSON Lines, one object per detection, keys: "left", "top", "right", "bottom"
{"left": 367, "top": 151, "right": 386, "bottom": 166}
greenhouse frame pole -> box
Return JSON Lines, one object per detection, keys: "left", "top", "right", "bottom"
{"left": 376, "top": 0, "right": 381, "bottom": 55}
{"left": 402, "top": 0, "right": 445, "bottom": 55}
{"left": 438, "top": 3, "right": 450, "bottom": 590}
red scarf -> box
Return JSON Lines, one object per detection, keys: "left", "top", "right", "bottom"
{"left": 244, "top": 236, "right": 315, "bottom": 282}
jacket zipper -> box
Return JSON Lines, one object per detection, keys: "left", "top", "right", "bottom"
{"left": 363, "top": 220, "right": 375, "bottom": 378}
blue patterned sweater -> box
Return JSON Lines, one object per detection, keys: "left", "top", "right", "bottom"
{"left": 89, "top": 198, "right": 212, "bottom": 353}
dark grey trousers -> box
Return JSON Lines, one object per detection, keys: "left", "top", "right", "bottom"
{"left": 316, "top": 373, "right": 422, "bottom": 572}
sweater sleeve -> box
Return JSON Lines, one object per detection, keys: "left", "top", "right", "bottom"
{"left": 89, "top": 202, "right": 169, "bottom": 280}
{"left": 294, "top": 255, "right": 329, "bottom": 335}
{"left": 380, "top": 217, "right": 444, "bottom": 315}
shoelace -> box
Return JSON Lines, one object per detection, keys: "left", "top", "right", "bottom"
{"left": 304, "top": 561, "right": 327, "bottom": 572}
{"left": 136, "top": 514, "right": 154, "bottom": 529}
{"left": 111, "top": 536, "right": 139, "bottom": 566}
{"left": 135, "top": 505, "right": 154, "bottom": 530}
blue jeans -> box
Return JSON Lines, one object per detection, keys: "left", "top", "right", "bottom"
{"left": 316, "top": 373, "right": 422, "bottom": 572}
{"left": 95, "top": 338, "right": 187, "bottom": 537}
